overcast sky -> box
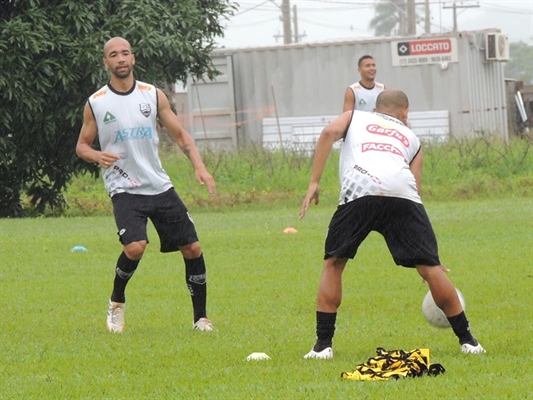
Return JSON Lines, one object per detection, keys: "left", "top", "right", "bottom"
{"left": 217, "top": 0, "right": 533, "bottom": 48}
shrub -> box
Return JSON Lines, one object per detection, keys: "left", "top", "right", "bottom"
{"left": 55, "top": 136, "right": 533, "bottom": 217}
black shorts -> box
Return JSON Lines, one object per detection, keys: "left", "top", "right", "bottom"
{"left": 324, "top": 196, "right": 440, "bottom": 267}
{"left": 111, "top": 188, "right": 198, "bottom": 253}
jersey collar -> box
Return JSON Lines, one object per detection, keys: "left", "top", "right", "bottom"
{"left": 359, "top": 81, "right": 375, "bottom": 90}
{"left": 108, "top": 80, "right": 136, "bottom": 96}
{"left": 372, "top": 112, "right": 406, "bottom": 126}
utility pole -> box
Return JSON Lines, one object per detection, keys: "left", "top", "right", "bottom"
{"left": 292, "top": 4, "right": 306, "bottom": 43}
{"left": 424, "top": 0, "right": 431, "bottom": 33}
{"left": 407, "top": 0, "right": 416, "bottom": 35}
{"left": 452, "top": 1, "right": 457, "bottom": 32}
{"left": 391, "top": 0, "right": 434, "bottom": 36}
{"left": 293, "top": 4, "right": 299, "bottom": 43}
{"left": 282, "top": 0, "right": 292, "bottom": 44}
{"left": 398, "top": 1, "right": 406, "bottom": 35}
{"left": 443, "top": 1, "right": 480, "bottom": 32}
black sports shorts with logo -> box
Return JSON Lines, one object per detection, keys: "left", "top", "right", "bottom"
{"left": 111, "top": 188, "right": 198, "bottom": 253}
{"left": 324, "top": 195, "right": 440, "bottom": 267}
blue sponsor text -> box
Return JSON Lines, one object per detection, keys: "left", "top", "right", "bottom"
{"left": 114, "top": 127, "right": 153, "bottom": 143}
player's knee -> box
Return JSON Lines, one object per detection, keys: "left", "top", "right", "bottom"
{"left": 179, "top": 241, "right": 201, "bottom": 259}
{"left": 123, "top": 241, "right": 146, "bottom": 260}
{"left": 417, "top": 265, "right": 439, "bottom": 280}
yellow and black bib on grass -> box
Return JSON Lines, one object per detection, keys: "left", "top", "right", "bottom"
{"left": 341, "top": 348, "right": 445, "bottom": 381}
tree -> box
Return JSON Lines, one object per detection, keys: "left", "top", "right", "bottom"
{"left": 369, "top": 0, "right": 405, "bottom": 37}
{"left": 0, "top": 0, "right": 236, "bottom": 217}
{"left": 505, "top": 41, "right": 533, "bottom": 84}
{"left": 369, "top": 0, "right": 422, "bottom": 37}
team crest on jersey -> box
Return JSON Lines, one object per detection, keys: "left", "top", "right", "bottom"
{"left": 103, "top": 112, "right": 116, "bottom": 124}
{"left": 359, "top": 99, "right": 367, "bottom": 106}
{"left": 139, "top": 103, "right": 151, "bottom": 117}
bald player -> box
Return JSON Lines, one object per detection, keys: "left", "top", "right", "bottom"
{"left": 76, "top": 37, "right": 216, "bottom": 333}
{"left": 300, "top": 89, "right": 485, "bottom": 359}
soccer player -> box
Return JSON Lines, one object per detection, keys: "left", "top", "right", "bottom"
{"left": 343, "top": 55, "right": 385, "bottom": 112}
{"left": 300, "top": 89, "right": 485, "bottom": 359}
{"left": 76, "top": 37, "right": 216, "bottom": 333}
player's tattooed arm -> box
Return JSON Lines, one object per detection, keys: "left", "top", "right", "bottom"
{"left": 180, "top": 143, "right": 191, "bottom": 158}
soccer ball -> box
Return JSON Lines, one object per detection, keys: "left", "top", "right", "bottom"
{"left": 421, "top": 289, "right": 465, "bottom": 328}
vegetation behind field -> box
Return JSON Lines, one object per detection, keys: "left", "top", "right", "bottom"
{"left": 61, "top": 136, "right": 533, "bottom": 217}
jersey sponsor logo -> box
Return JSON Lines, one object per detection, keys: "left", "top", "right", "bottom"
{"left": 91, "top": 89, "right": 107, "bottom": 100}
{"left": 361, "top": 142, "right": 406, "bottom": 162}
{"left": 114, "top": 127, "right": 153, "bottom": 143}
{"left": 352, "top": 164, "right": 382, "bottom": 184}
{"left": 137, "top": 83, "right": 152, "bottom": 91}
{"left": 366, "top": 124, "right": 410, "bottom": 147}
{"left": 103, "top": 111, "right": 116, "bottom": 125}
{"left": 112, "top": 165, "right": 139, "bottom": 186}
{"left": 139, "top": 103, "right": 151, "bottom": 117}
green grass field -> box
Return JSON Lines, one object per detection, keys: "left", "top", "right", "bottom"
{"left": 0, "top": 197, "right": 532, "bottom": 399}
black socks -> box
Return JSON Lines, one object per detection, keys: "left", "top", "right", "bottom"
{"left": 313, "top": 311, "right": 337, "bottom": 352}
{"left": 111, "top": 251, "right": 140, "bottom": 303}
{"left": 312, "top": 311, "right": 476, "bottom": 352}
{"left": 447, "top": 311, "right": 476, "bottom": 345}
{"left": 109, "top": 251, "right": 208, "bottom": 323}
{"left": 184, "top": 254, "right": 207, "bottom": 323}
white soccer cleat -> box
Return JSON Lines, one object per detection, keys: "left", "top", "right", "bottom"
{"left": 304, "top": 347, "right": 333, "bottom": 359}
{"left": 106, "top": 300, "right": 125, "bottom": 333}
{"left": 193, "top": 317, "right": 214, "bottom": 331}
{"left": 461, "top": 341, "right": 486, "bottom": 354}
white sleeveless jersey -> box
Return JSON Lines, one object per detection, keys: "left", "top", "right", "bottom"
{"left": 348, "top": 81, "right": 385, "bottom": 112}
{"left": 338, "top": 110, "right": 422, "bottom": 205}
{"left": 88, "top": 81, "right": 173, "bottom": 197}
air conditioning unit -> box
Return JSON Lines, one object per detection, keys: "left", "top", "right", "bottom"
{"left": 485, "top": 33, "right": 510, "bottom": 61}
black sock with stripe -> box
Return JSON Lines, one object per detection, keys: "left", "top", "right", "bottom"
{"left": 185, "top": 254, "right": 207, "bottom": 323}
{"left": 111, "top": 251, "right": 140, "bottom": 303}
{"left": 447, "top": 311, "right": 476, "bottom": 345}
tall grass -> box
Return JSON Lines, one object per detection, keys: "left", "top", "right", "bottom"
{"left": 0, "top": 198, "right": 531, "bottom": 398}
{"left": 422, "top": 136, "right": 532, "bottom": 199}
{"left": 62, "top": 137, "right": 533, "bottom": 217}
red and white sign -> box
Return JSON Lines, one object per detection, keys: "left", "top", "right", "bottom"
{"left": 391, "top": 37, "right": 458, "bottom": 67}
